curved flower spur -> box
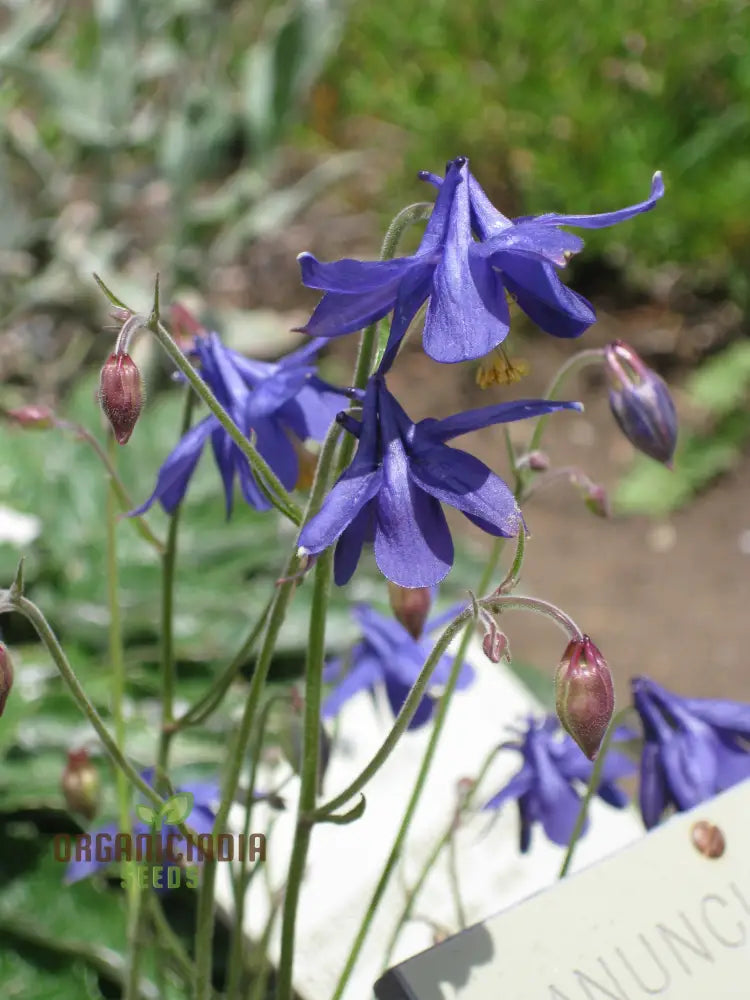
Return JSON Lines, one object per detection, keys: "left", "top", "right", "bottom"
{"left": 297, "top": 156, "right": 664, "bottom": 368}
{"left": 297, "top": 375, "right": 582, "bottom": 587}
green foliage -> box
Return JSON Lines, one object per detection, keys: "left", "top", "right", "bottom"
{"left": 615, "top": 340, "right": 750, "bottom": 516}
{"left": 319, "top": 0, "right": 750, "bottom": 292}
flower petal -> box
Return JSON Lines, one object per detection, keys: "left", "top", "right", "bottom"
{"left": 374, "top": 479, "right": 453, "bottom": 587}
{"left": 528, "top": 172, "right": 664, "bottom": 229}
{"left": 423, "top": 168, "right": 511, "bottom": 363}
{"left": 478, "top": 221, "right": 583, "bottom": 267}
{"left": 322, "top": 654, "right": 383, "bottom": 718}
{"left": 253, "top": 417, "right": 299, "bottom": 491}
{"left": 333, "top": 498, "right": 376, "bottom": 585}
{"left": 482, "top": 765, "right": 534, "bottom": 811}
{"left": 377, "top": 258, "right": 437, "bottom": 374}
{"left": 408, "top": 445, "right": 522, "bottom": 538}
{"left": 500, "top": 260, "right": 596, "bottom": 338}
{"left": 300, "top": 287, "right": 399, "bottom": 339}
{"left": 383, "top": 673, "right": 434, "bottom": 729}
{"left": 298, "top": 253, "right": 415, "bottom": 293}
{"left": 300, "top": 469, "right": 383, "bottom": 557}
{"left": 676, "top": 696, "right": 750, "bottom": 740}
{"left": 130, "top": 416, "right": 216, "bottom": 516}
{"left": 421, "top": 399, "right": 582, "bottom": 443}
{"left": 639, "top": 741, "right": 668, "bottom": 829}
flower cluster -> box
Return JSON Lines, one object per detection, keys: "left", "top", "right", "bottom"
{"left": 299, "top": 156, "right": 663, "bottom": 369}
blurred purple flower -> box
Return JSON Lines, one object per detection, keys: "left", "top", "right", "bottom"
{"left": 482, "top": 716, "right": 634, "bottom": 853}
{"left": 297, "top": 156, "right": 663, "bottom": 368}
{"left": 132, "top": 333, "right": 347, "bottom": 516}
{"left": 298, "top": 374, "right": 581, "bottom": 587}
{"left": 323, "top": 604, "right": 474, "bottom": 728}
{"left": 632, "top": 676, "right": 750, "bottom": 829}
{"left": 65, "top": 771, "right": 219, "bottom": 885}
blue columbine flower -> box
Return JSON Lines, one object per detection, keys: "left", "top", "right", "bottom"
{"left": 297, "top": 157, "right": 664, "bottom": 368}
{"left": 482, "top": 716, "right": 634, "bottom": 853}
{"left": 132, "top": 333, "right": 348, "bottom": 516}
{"left": 297, "top": 374, "right": 582, "bottom": 587}
{"left": 323, "top": 603, "right": 474, "bottom": 728}
{"left": 65, "top": 771, "right": 219, "bottom": 885}
{"left": 632, "top": 676, "right": 750, "bottom": 829}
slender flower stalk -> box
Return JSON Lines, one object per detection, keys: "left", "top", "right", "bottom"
{"left": 383, "top": 748, "right": 500, "bottom": 964}
{"left": 329, "top": 537, "right": 508, "bottom": 1000}
{"left": 106, "top": 436, "right": 141, "bottom": 1000}
{"left": 558, "top": 708, "right": 630, "bottom": 878}
{"left": 276, "top": 548, "right": 334, "bottom": 1000}
{"left": 526, "top": 348, "right": 604, "bottom": 457}
{"left": 52, "top": 419, "right": 164, "bottom": 552}
{"left": 0, "top": 591, "right": 161, "bottom": 809}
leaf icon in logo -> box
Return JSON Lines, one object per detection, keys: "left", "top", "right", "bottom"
{"left": 135, "top": 803, "right": 157, "bottom": 827}
{"left": 160, "top": 791, "right": 194, "bottom": 827}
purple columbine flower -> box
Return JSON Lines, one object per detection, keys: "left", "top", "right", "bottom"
{"left": 132, "top": 333, "right": 348, "bottom": 516}
{"left": 482, "top": 717, "right": 634, "bottom": 853}
{"left": 297, "top": 375, "right": 582, "bottom": 587}
{"left": 65, "top": 771, "right": 219, "bottom": 885}
{"left": 297, "top": 157, "right": 664, "bottom": 368}
{"left": 632, "top": 676, "right": 750, "bottom": 830}
{"left": 323, "top": 603, "right": 474, "bottom": 728}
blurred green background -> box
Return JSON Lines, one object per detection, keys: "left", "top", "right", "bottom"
{"left": 1, "top": 0, "right": 749, "bottom": 994}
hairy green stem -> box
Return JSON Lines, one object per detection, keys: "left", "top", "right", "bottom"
{"left": 225, "top": 694, "right": 288, "bottom": 1000}
{"left": 382, "top": 745, "right": 500, "bottom": 964}
{"left": 527, "top": 347, "right": 604, "bottom": 456}
{"left": 192, "top": 560, "right": 299, "bottom": 1000}
{"left": 173, "top": 596, "right": 274, "bottom": 731}
{"left": 56, "top": 419, "right": 164, "bottom": 553}
{"left": 0, "top": 592, "right": 162, "bottom": 807}
{"left": 157, "top": 387, "right": 194, "bottom": 772}
{"left": 558, "top": 707, "right": 630, "bottom": 879}
{"left": 329, "top": 538, "right": 507, "bottom": 1000}
{"left": 105, "top": 435, "right": 140, "bottom": 1000}
{"left": 275, "top": 548, "right": 333, "bottom": 1000}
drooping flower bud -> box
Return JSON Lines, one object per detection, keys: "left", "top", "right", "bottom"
{"left": 61, "top": 748, "right": 100, "bottom": 821}
{"left": 388, "top": 583, "right": 432, "bottom": 639}
{"left": 555, "top": 635, "right": 614, "bottom": 760}
{"left": 99, "top": 352, "right": 143, "bottom": 444}
{"left": 576, "top": 476, "right": 610, "bottom": 518}
{"left": 603, "top": 340, "right": 677, "bottom": 466}
{"left": 5, "top": 405, "right": 55, "bottom": 430}
{"left": 0, "top": 642, "right": 13, "bottom": 718}
{"left": 481, "top": 621, "right": 511, "bottom": 664}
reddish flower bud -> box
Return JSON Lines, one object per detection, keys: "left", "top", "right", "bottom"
{"left": 5, "top": 405, "right": 55, "bottom": 430}
{"left": 577, "top": 477, "right": 610, "bottom": 518}
{"left": 99, "top": 352, "right": 143, "bottom": 444}
{"left": 525, "top": 450, "right": 550, "bottom": 472}
{"left": 387, "top": 583, "right": 432, "bottom": 639}
{"left": 0, "top": 643, "right": 13, "bottom": 718}
{"left": 61, "top": 748, "right": 100, "bottom": 822}
{"left": 555, "top": 635, "right": 614, "bottom": 760}
{"left": 604, "top": 340, "right": 677, "bottom": 466}
{"left": 481, "top": 621, "right": 511, "bottom": 664}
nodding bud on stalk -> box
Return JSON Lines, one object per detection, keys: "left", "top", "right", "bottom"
{"left": 481, "top": 620, "right": 511, "bottom": 664}
{"left": 555, "top": 635, "right": 614, "bottom": 760}
{"left": 61, "top": 748, "right": 100, "bottom": 821}
{"left": 388, "top": 583, "right": 432, "bottom": 639}
{"left": 99, "top": 353, "right": 143, "bottom": 444}
{"left": 5, "top": 405, "right": 55, "bottom": 430}
{"left": 576, "top": 476, "right": 610, "bottom": 518}
{"left": 0, "top": 643, "right": 13, "bottom": 718}
{"left": 603, "top": 340, "right": 677, "bottom": 466}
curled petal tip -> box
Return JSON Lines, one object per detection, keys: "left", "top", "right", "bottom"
{"left": 651, "top": 171, "right": 665, "bottom": 197}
